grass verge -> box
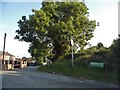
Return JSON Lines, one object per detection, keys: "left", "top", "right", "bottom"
{"left": 37, "top": 60, "right": 118, "bottom": 84}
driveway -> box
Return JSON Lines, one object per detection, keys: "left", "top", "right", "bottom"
{"left": 1, "top": 66, "right": 118, "bottom": 88}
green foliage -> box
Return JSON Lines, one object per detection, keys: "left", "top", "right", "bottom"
{"left": 38, "top": 59, "right": 118, "bottom": 84}
{"left": 67, "top": 42, "right": 109, "bottom": 68}
{"left": 97, "top": 42, "right": 104, "bottom": 49}
{"left": 105, "top": 37, "right": 120, "bottom": 71}
{"left": 37, "top": 40, "right": 119, "bottom": 84}
{"left": 38, "top": 56, "right": 44, "bottom": 65}
{"left": 71, "top": 40, "right": 119, "bottom": 72}
{"left": 15, "top": 1, "right": 96, "bottom": 62}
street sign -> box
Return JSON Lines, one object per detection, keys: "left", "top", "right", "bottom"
{"left": 71, "top": 39, "right": 74, "bottom": 46}
{"left": 90, "top": 62, "right": 104, "bottom": 68}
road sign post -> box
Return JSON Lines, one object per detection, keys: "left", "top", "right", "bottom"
{"left": 71, "top": 39, "right": 74, "bottom": 67}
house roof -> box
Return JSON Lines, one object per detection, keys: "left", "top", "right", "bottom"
{"left": 0, "top": 51, "right": 15, "bottom": 57}
{"left": 5, "top": 52, "right": 15, "bottom": 57}
{"left": 15, "top": 58, "right": 28, "bottom": 61}
{"left": 15, "top": 58, "right": 22, "bottom": 61}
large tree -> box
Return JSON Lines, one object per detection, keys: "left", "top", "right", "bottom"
{"left": 15, "top": 0, "right": 96, "bottom": 62}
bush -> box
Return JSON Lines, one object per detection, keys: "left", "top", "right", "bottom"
{"left": 104, "top": 38, "right": 120, "bottom": 71}
{"left": 38, "top": 57, "right": 44, "bottom": 65}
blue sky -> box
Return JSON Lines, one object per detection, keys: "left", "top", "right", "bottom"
{"left": 0, "top": 0, "right": 119, "bottom": 58}
{"left": 0, "top": 2, "right": 42, "bottom": 57}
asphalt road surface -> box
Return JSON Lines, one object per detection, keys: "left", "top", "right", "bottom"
{"left": 1, "top": 66, "right": 118, "bottom": 88}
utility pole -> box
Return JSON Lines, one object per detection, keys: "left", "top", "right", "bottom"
{"left": 3, "top": 33, "right": 7, "bottom": 64}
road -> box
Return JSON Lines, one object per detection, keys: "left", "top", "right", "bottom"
{"left": 1, "top": 66, "right": 118, "bottom": 88}
{"left": 0, "top": 71, "right": 2, "bottom": 90}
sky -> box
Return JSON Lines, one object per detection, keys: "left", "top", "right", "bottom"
{"left": 86, "top": 0, "right": 119, "bottom": 48}
{"left": 0, "top": 0, "right": 119, "bottom": 58}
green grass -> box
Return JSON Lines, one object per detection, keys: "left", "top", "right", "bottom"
{"left": 38, "top": 60, "right": 118, "bottom": 84}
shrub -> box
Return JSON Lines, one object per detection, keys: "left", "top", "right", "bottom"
{"left": 37, "top": 57, "right": 44, "bottom": 65}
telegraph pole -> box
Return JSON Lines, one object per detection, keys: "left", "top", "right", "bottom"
{"left": 3, "top": 33, "right": 7, "bottom": 64}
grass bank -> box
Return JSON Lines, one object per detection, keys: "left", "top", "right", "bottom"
{"left": 38, "top": 60, "right": 118, "bottom": 84}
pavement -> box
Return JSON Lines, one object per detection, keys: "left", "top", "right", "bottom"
{"left": 1, "top": 66, "right": 119, "bottom": 88}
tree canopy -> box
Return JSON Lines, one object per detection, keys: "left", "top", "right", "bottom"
{"left": 15, "top": 1, "right": 96, "bottom": 62}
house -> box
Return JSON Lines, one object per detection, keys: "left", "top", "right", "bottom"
{"left": 15, "top": 57, "right": 27, "bottom": 68}
{"left": 26, "top": 57, "right": 36, "bottom": 66}
{"left": 0, "top": 51, "right": 15, "bottom": 70}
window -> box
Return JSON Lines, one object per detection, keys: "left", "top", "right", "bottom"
{"left": 9, "top": 60, "right": 12, "bottom": 64}
{"left": 5, "top": 60, "right": 8, "bottom": 64}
